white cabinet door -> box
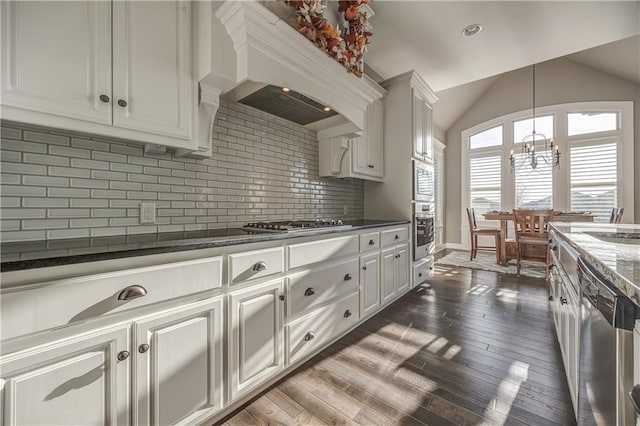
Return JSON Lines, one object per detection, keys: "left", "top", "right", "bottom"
{"left": 396, "top": 244, "right": 410, "bottom": 294}
{"left": 412, "top": 90, "right": 424, "bottom": 161}
{"left": 1, "top": 1, "right": 112, "bottom": 124}
{"left": 360, "top": 252, "right": 380, "bottom": 317}
{"left": 381, "top": 247, "right": 396, "bottom": 305}
{"left": 133, "top": 297, "right": 223, "bottom": 426}
{"left": 351, "top": 135, "right": 370, "bottom": 175}
{"left": 422, "top": 102, "right": 433, "bottom": 162}
{"left": 367, "top": 99, "right": 384, "bottom": 178}
{"left": 229, "top": 279, "right": 284, "bottom": 402}
{"left": 0, "top": 324, "right": 129, "bottom": 426}
{"left": 112, "top": 0, "right": 192, "bottom": 140}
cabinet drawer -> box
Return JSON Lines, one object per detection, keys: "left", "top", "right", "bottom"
{"left": 287, "top": 258, "right": 359, "bottom": 317}
{"left": 228, "top": 247, "right": 284, "bottom": 284}
{"left": 381, "top": 227, "right": 409, "bottom": 247}
{"left": 1, "top": 257, "right": 222, "bottom": 341}
{"left": 360, "top": 232, "right": 380, "bottom": 252}
{"left": 286, "top": 291, "right": 359, "bottom": 365}
{"left": 413, "top": 258, "right": 433, "bottom": 287}
{"left": 288, "top": 235, "right": 358, "bottom": 270}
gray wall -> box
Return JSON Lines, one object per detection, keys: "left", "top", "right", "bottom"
{"left": 444, "top": 58, "right": 640, "bottom": 244}
{"left": 0, "top": 100, "right": 364, "bottom": 242}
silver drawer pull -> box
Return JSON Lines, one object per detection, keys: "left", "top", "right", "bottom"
{"left": 117, "top": 285, "right": 148, "bottom": 301}
{"left": 369, "top": 239, "right": 375, "bottom": 245}
{"left": 304, "top": 287, "right": 316, "bottom": 296}
{"left": 344, "top": 273, "right": 352, "bottom": 281}
{"left": 344, "top": 309, "right": 352, "bottom": 318}
{"left": 418, "top": 272, "right": 423, "bottom": 277}
{"left": 252, "top": 261, "right": 267, "bottom": 272}
{"left": 304, "top": 331, "right": 315, "bottom": 341}
{"left": 395, "top": 234, "right": 400, "bottom": 240}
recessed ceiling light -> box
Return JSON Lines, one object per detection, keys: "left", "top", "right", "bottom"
{"left": 282, "top": 87, "right": 290, "bottom": 92}
{"left": 323, "top": 106, "right": 331, "bottom": 112}
{"left": 462, "top": 24, "right": 483, "bottom": 37}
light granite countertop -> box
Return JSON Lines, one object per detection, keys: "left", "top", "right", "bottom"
{"left": 549, "top": 222, "right": 640, "bottom": 305}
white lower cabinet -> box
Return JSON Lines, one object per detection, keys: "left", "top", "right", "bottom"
{"left": 360, "top": 252, "right": 380, "bottom": 317}
{"left": 381, "top": 243, "right": 410, "bottom": 305}
{"left": 228, "top": 278, "right": 285, "bottom": 402}
{"left": 0, "top": 324, "right": 130, "bottom": 426}
{"left": 133, "top": 297, "right": 223, "bottom": 426}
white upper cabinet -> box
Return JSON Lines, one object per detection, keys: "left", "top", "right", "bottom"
{"left": 112, "top": 1, "right": 192, "bottom": 140}
{"left": 352, "top": 99, "right": 384, "bottom": 179}
{"left": 1, "top": 1, "right": 112, "bottom": 125}
{"left": 1, "top": 0, "right": 195, "bottom": 150}
{"left": 412, "top": 90, "right": 433, "bottom": 163}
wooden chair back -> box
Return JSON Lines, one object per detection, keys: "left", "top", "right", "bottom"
{"left": 466, "top": 208, "right": 478, "bottom": 231}
{"left": 512, "top": 209, "right": 554, "bottom": 240}
{"left": 609, "top": 207, "right": 624, "bottom": 224}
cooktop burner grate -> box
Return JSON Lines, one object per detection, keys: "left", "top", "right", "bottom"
{"left": 243, "top": 219, "right": 351, "bottom": 233}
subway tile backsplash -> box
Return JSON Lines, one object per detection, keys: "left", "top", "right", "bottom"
{"left": 0, "top": 100, "right": 364, "bottom": 242}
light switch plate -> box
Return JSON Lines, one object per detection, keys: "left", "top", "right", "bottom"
{"left": 140, "top": 202, "right": 156, "bottom": 224}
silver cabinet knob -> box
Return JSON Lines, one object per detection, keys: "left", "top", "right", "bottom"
{"left": 252, "top": 261, "right": 267, "bottom": 272}
{"left": 369, "top": 239, "right": 375, "bottom": 246}
{"left": 117, "top": 351, "right": 130, "bottom": 361}
{"left": 118, "top": 285, "right": 148, "bottom": 301}
{"left": 344, "top": 273, "right": 352, "bottom": 281}
{"left": 279, "top": 294, "right": 285, "bottom": 302}
{"left": 362, "top": 266, "right": 367, "bottom": 271}
{"left": 99, "top": 94, "right": 110, "bottom": 103}
{"left": 395, "top": 234, "right": 400, "bottom": 240}
{"left": 560, "top": 297, "right": 567, "bottom": 305}
{"left": 117, "top": 99, "right": 128, "bottom": 107}
{"left": 138, "top": 344, "right": 150, "bottom": 354}
{"left": 304, "top": 331, "right": 315, "bottom": 341}
{"left": 344, "top": 310, "right": 352, "bottom": 318}
{"left": 418, "top": 272, "right": 423, "bottom": 277}
{"left": 304, "top": 288, "right": 316, "bottom": 296}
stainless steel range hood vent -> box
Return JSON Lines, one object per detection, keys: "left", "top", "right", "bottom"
{"left": 238, "top": 85, "right": 339, "bottom": 125}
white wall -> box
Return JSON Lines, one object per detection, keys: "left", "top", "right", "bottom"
{"left": 444, "top": 58, "right": 640, "bottom": 244}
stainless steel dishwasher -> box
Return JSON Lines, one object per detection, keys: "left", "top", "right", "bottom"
{"left": 577, "top": 256, "right": 637, "bottom": 426}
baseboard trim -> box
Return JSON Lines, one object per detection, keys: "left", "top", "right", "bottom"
{"left": 444, "top": 243, "right": 465, "bottom": 250}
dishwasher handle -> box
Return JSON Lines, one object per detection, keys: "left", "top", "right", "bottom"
{"left": 628, "top": 385, "right": 640, "bottom": 415}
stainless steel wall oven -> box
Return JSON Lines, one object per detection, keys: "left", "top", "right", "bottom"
{"left": 414, "top": 202, "right": 435, "bottom": 261}
{"left": 413, "top": 160, "right": 434, "bottom": 202}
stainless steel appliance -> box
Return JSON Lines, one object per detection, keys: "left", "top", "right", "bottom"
{"left": 577, "top": 256, "right": 638, "bottom": 426}
{"left": 413, "top": 160, "right": 434, "bottom": 202}
{"left": 243, "top": 219, "right": 351, "bottom": 233}
{"left": 413, "top": 202, "right": 435, "bottom": 261}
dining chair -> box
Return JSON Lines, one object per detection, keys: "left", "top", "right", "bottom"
{"left": 466, "top": 208, "right": 501, "bottom": 263}
{"left": 609, "top": 207, "right": 624, "bottom": 224}
{"left": 512, "top": 209, "right": 554, "bottom": 280}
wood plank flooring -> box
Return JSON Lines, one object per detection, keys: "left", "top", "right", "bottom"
{"left": 219, "top": 263, "right": 576, "bottom": 426}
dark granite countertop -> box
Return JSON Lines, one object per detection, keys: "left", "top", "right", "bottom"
{"left": 1, "top": 220, "right": 409, "bottom": 272}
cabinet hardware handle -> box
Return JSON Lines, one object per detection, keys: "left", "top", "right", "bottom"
{"left": 279, "top": 294, "right": 285, "bottom": 301}
{"left": 548, "top": 295, "right": 554, "bottom": 301}
{"left": 344, "top": 274, "right": 352, "bottom": 281}
{"left": 117, "top": 285, "right": 148, "bottom": 301}
{"left": 117, "top": 99, "right": 128, "bottom": 107}
{"left": 138, "top": 344, "right": 150, "bottom": 354}
{"left": 117, "top": 351, "right": 130, "bottom": 361}
{"left": 560, "top": 297, "right": 567, "bottom": 305}
{"left": 418, "top": 273, "right": 422, "bottom": 277}
{"left": 395, "top": 235, "right": 400, "bottom": 240}
{"left": 628, "top": 384, "right": 640, "bottom": 415}
{"left": 304, "top": 331, "right": 315, "bottom": 341}
{"left": 429, "top": 266, "right": 433, "bottom": 270}
{"left": 344, "top": 310, "right": 352, "bottom": 318}
{"left": 552, "top": 245, "right": 558, "bottom": 251}
{"left": 99, "top": 94, "right": 110, "bottom": 103}
{"left": 304, "top": 288, "right": 316, "bottom": 296}
{"left": 362, "top": 266, "right": 367, "bottom": 271}
{"left": 252, "top": 261, "right": 267, "bottom": 272}
{"left": 369, "top": 239, "right": 375, "bottom": 245}
{"left": 368, "top": 164, "right": 374, "bottom": 168}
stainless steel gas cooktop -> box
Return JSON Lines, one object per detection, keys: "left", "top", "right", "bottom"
{"left": 243, "top": 219, "right": 351, "bottom": 233}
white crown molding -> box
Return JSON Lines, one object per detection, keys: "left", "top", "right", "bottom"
{"left": 215, "top": 0, "right": 386, "bottom": 130}
{"left": 382, "top": 70, "right": 438, "bottom": 105}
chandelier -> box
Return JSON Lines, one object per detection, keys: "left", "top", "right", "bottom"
{"left": 509, "top": 64, "right": 561, "bottom": 173}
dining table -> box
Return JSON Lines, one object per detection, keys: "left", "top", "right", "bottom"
{"left": 482, "top": 211, "right": 596, "bottom": 265}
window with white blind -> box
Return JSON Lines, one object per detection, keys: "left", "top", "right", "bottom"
{"left": 469, "top": 155, "right": 501, "bottom": 216}
{"left": 514, "top": 152, "right": 553, "bottom": 209}
{"left": 570, "top": 141, "right": 617, "bottom": 222}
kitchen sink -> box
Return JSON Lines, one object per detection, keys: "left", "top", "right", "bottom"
{"left": 584, "top": 232, "right": 640, "bottom": 245}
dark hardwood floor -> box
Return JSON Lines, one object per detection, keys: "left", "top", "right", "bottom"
{"left": 220, "top": 263, "right": 576, "bottom": 426}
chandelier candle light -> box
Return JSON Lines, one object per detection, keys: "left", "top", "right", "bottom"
{"left": 509, "top": 64, "right": 561, "bottom": 173}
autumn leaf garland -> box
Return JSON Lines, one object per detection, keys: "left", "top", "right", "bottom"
{"left": 284, "top": 0, "right": 372, "bottom": 77}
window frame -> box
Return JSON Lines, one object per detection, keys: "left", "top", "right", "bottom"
{"left": 461, "top": 101, "right": 633, "bottom": 248}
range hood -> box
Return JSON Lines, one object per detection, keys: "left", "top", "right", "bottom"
{"left": 188, "top": 0, "right": 386, "bottom": 156}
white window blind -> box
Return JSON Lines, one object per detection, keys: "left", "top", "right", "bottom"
{"left": 434, "top": 151, "right": 444, "bottom": 226}
{"left": 469, "top": 155, "right": 501, "bottom": 216}
{"left": 570, "top": 141, "right": 617, "bottom": 222}
{"left": 514, "top": 152, "right": 553, "bottom": 209}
